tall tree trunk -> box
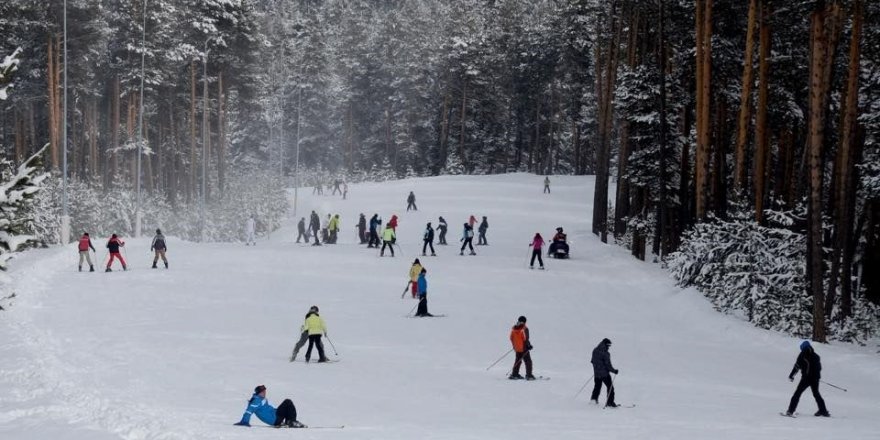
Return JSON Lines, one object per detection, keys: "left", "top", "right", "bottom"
{"left": 439, "top": 91, "right": 450, "bottom": 172}
{"left": 754, "top": 3, "right": 771, "bottom": 223}
{"left": 592, "top": 2, "right": 620, "bottom": 243}
{"left": 47, "top": 35, "right": 59, "bottom": 170}
{"left": 459, "top": 75, "right": 467, "bottom": 170}
{"left": 734, "top": 0, "right": 759, "bottom": 193}
{"left": 218, "top": 71, "right": 226, "bottom": 197}
{"left": 189, "top": 61, "right": 197, "bottom": 203}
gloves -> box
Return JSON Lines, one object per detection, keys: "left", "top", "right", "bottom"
{"left": 613, "top": 369, "right": 619, "bottom": 375}
{"left": 234, "top": 422, "right": 250, "bottom": 427}
{"left": 527, "top": 343, "right": 534, "bottom": 351}
{"left": 789, "top": 376, "right": 794, "bottom": 382}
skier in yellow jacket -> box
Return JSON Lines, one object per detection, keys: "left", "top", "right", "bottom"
{"left": 304, "top": 306, "right": 328, "bottom": 362}
{"left": 409, "top": 259, "right": 423, "bottom": 298}
{"left": 380, "top": 224, "right": 396, "bottom": 257}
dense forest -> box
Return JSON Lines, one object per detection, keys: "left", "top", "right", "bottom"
{"left": 1, "top": 0, "right": 879, "bottom": 341}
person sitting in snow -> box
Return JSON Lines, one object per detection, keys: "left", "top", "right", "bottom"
{"left": 234, "top": 384, "right": 304, "bottom": 428}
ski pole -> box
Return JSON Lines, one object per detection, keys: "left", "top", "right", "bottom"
{"left": 325, "top": 335, "right": 339, "bottom": 356}
{"left": 574, "top": 374, "right": 595, "bottom": 399}
{"left": 603, "top": 373, "right": 617, "bottom": 408}
{"left": 821, "top": 380, "right": 847, "bottom": 392}
{"left": 486, "top": 348, "right": 514, "bottom": 371}
{"left": 407, "top": 302, "right": 418, "bottom": 316}
{"left": 401, "top": 281, "right": 412, "bottom": 299}
{"left": 394, "top": 242, "right": 405, "bottom": 257}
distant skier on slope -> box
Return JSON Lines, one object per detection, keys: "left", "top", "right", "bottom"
{"left": 477, "top": 216, "right": 489, "bottom": 245}
{"left": 296, "top": 217, "right": 308, "bottom": 243}
{"left": 590, "top": 338, "right": 619, "bottom": 407}
{"left": 406, "top": 191, "right": 417, "bottom": 211}
{"left": 151, "top": 229, "right": 168, "bottom": 269}
{"left": 309, "top": 211, "right": 321, "bottom": 246}
{"left": 357, "top": 213, "right": 367, "bottom": 244}
{"left": 388, "top": 214, "right": 399, "bottom": 235}
{"left": 437, "top": 216, "right": 448, "bottom": 245}
{"left": 368, "top": 214, "right": 381, "bottom": 248}
{"left": 529, "top": 233, "right": 545, "bottom": 270}
{"left": 409, "top": 258, "right": 423, "bottom": 298}
{"left": 304, "top": 306, "right": 329, "bottom": 362}
{"left": 234, "top": 385, "right": 304, "bottom": 428}
{"left": 245, "top": 216, "right": 256, "bottom": 246}
{"left": 544, "top": 176, "right": 550, "bottom": 194}
{"left": 380, "top": 223, "right": 396, "bottom": 257}
{"left": 785, "top": 341, "right": 829, "bottom": 417}
{"left": 290, "top": 306, "right": 319, "bottom": 362}
{"left": 422, "top": 222, "right": 436, "bottom": 256}
{"left": 77, "top": 232, "right": 96, "bottom": 272}
{"left": 509, "top": 316, "right": 535, "bottom": 380}
{"left": 105, "top": 234, "right": 127, "bottom": 272}
{"left": 468, "top": 214, "right": 477, "bottom": 228}
{"left": 414, "top": 268, "right": 433, "bottom": 317}
{"left": 321, "top": 214, "right": 331, "bottom": 244}
{"left": 328, "top": 214, "right": 340, "bottom": 244}
{"left": 460, "top": 223, "right": 476, "bottom": 256}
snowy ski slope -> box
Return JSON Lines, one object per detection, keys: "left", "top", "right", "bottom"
{"left": 1, "top": 174, "right": 878, "bottom": 440}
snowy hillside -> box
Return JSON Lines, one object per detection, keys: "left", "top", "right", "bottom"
{"left": 1, "top": 174, "right": 878, "bottom": 440}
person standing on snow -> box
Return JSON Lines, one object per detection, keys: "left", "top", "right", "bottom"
{"left": 509, "top": 316, "right": 535, "bottom": 380}
{"left": 151, "top": 229, "right": 168, "bottom": 269}
{"left": 477, "top": 216, "right": 489, "bottom": 245}
{"left": 245, "top": 216, "right": 257, "bottom": 246}
{"left": 328, "top": 214, "right": 340, "bottom": 244}
{"left": 380, "top": 223, "right": 396, "bottom": 257}
{"left": 468, "top": 214, "right": 478, "bottom": 228}
{"left": 422, "top": 222, "right": 436, "bottom": 256}
{"left": 437, "top": 216, "right": 448, "bottom": 245}
{"left": 309, "top": 211, "right": 321, "bottom": 246}
{"left": 368, "top": 214, "right": 381, "bottom": 248}
{"left": 321, "top": 214, "right": 331, "bottom": 244}
{"left": 304, "top": 306, "right": 329, "bottom": 363}
{"left": 357, "top": 213, "right": 367, "bottom": 244}
{"left": 590, "top": 338, "right": 619, "bottom": 407}
{"left": 406, "top": 191, "right": 417, "bottom": 211}
{"left": 296, "top": 217, "right": 308, "bottom": 243}
{"left": 544, "top": 176, "right": 551, "bottom": 194}
{"left": 460, "top": 223, "right": 476, "bottom": 256}
{"left": 414, "top": 268, "right": 433, "bottom": 317}
{"left": 343, "top": 182, "right": 348, "bottom": 200}
{"left": 234, "top": 385, "right": 304, "bottom": 428}
{"left": 77, "top": 232, "right": 96, "bottom": 272}
{"left": 786, "top": 341, "right": 829, "bottom": 417}
{"left": 409, "top": 258, "right": 424, "bottom": 298}
{"left": 105, "top": 234, "right": 127, "bottom": 272}
{"left": 290, "top": 306, "right": 319, "bottom": 362}
{"left": 388, "top": 214, "right": 399, "bottom": 234}
{"left": 529, "top": 233, "right": 545, "bottom": 270}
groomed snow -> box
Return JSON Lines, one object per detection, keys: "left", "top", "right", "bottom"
{"left": 1, "top": 174, "right": 878, "bottom": 440}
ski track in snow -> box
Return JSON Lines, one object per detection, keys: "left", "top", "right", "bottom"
{"left": 1, "top": 174, "right": 879, "bottom": 440}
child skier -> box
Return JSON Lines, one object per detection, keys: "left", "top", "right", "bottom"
{"left": 234, "top": 385, "right": 304, "bottom": 428}
{"left": 414, "top": 268, "right": 432, "bottom": 317}
{"left": 105, "top": 234, "right": 127, "bottom": 272}
{"left": 460, "top": 223, "right": 476, "bottom": 256}
{"left": 304, "top": 306, "right": 329, "bottom": 363}
{"left": 409, "top": 259, "right": 423, "bottom": 298}
{"left": 590, "top": 338, "right": 619, "bottom": 407}
{"left": 77, "top": 232, "right": 96, "bottom": 272}
{"left": 529, "top": 233, "right": 545, "bottom": 269}
{"left": 786, "top": 341, "right": 829, "bottom": 417}
{"left": 509, "top": 316, "right": 535, "bottom": 380}
{"left": 422, "top": 222, "right": 436, "bottom": 256}
{"left": 151, "top": 229, "right": 168, "bottom": 269}
{"left": 380, "top": 223, "right": 396, "bottom": 257}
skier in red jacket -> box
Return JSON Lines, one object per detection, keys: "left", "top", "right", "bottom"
{"left": 105, "top": 234, "right": 127, "bottom": 272}
{"left": 77, "top": 232, "right": 96, "bottom": 272}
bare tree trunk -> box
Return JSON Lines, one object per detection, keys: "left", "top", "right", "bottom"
{"left": 695, "top": 0, "right": 713, "bottom": 220}
{"left": 189, "top": 61, "right": 197, "bottom": 203}
{"left": 734, "top": 0, "right": 758, "bottom": 193}
{"left": 47, "top": 35, "right": 59, "bottom": 170}
{"left": 218, "top": 71, "right": 226, "bottom": 197}
{"left": 439, "top": 92, "right": 450, "bottom": 172}
{"left": 459, "top": 75, "right": 467, "bottom": 169}
{"left": 754, "top": 3, "right": 771, "bottom": 223}
{"left": 592, "top": 2, "right": 620, "bottom": 242}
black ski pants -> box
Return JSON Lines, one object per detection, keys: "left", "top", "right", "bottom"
{"left": 512, "top": 351, "right": 533, "bottom": 376}
{"left": 422, "top": 240, "right": 435, "bottom": 255}
{"left": 306, "top": 334, "right": 327, "bottom": 362}
{"left": 368, "top": 230, "right": 379, "bottom": 247}
{"left": 530, "top": 249, "right": 544, "bottom": 267}
{"left": 381, "top": 240, "right": 395, "bottom": 257}
{"left": 591, "top": 376, "right": 615, "bottom": 405}
{"left": 416, "top": 295, "right": 431, "bottom": 316}
{"left": 312, "top": 228, "right": 321, "bottom": 245}
{"left": 274, "top": 399, "right": 298, "bottom": 426}
{"left": 407, "top": 201, "right": 417, "bottom": 211}
{"left": 478, "top": 231, "right": 488, "bottom": 245}
{"left": 296, "top": 230, "right": 307, "bottom": 243}
{"left": 358, "top": 227, "right": 367, "bottom": 243}
{"left": 788, "top": 377, "right": 827, "bottom": 414}
{"left": 460, "top": 238, "right": 474, "bottom": 253}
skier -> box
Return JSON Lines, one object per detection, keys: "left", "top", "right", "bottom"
{"left": 309, "top": 211, "right": 321, "bottom": 246}
{"left": 437, "top": 216, "right": 448, "bottom": 245}
{"left": 477, "top": 216, "right": 489, "bottom": 245}
{"left": 388, "top": 214, "right": 399, "bottom": 234}
{"left": 380, "top": 223, "right": 396, "bottom": 257}
{"left": 460, "top": 223, "right": 476, "bottom": 256}
{"left": 409, "top": 258, "right": 423, "bottom": 298}
{"left": 328, "top": 214, "right": 340, "bottom": 244}
{"left": 245, "top": 216, "right": 256, "bottom": 246}
{"left": 368, "top": 214, "right": 381, "bottom": 248}
{"left": 786, "top": 341, "right": 829, "bottom": 417}
{"left": 529, "top": 233, "right": 545, "bottom": 270}
{"left": 543, "top": 176, "right": 551, "bottom": 194}
{"left": 150, "top": 228, "right": 168, "bottom": 269}
{"left": 234, "top": 385, "right": 304, "bottom": 428}
{"left": 304, "top": 306, "right": 329, "bottom": 362}
{"left": 422, "top": 222, "right": 436, "bottom": 256}
{"left": 406, "top": 191, "right": 417, "bottom": 211}
{"left": 468, "top": 214, "right": 478, "bottom": 228}
{"left": 296, "top": 217, "right": 308, "bottom": 243}
{"left": 105, "top": 234, "right": 127, "bottom": 272}
{"left": 321, "top": 214, "right": 331, "bottom": 244}
{"left": 509, "top": 316, "right": 535, "bottom": 380}
{"left": 342, "top": 182, "right": 348, "bottom": 200}
{"left": 290, "top": 306, "right": 319, "bottom": 362}
{"left": 414, "top": 268, "right": 433, "bottom": 317}
{"left": 590, "top": 338, "right": 619, "bottom": 407}
{"left": 332, "top": 178, "right": 341, "bottom": 195}
{"left": 357, "top": 213, "right": 367, "bottom": 244}
{"left": 77, "top": 232, "right": 96, "bottom": 272}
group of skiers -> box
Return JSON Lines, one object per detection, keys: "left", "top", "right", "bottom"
{"left": 312, "top": 178, "right": 348, "bottom": 199}
{"left": 296, "top": 211, "right": 343, "bottom": 246}
{"left": 75, "top": 229, "right": 168, "bottom": 272}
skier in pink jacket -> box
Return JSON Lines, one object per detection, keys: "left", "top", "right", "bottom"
{"left": 529, "top": 233, "right": 545, "bottom": 269}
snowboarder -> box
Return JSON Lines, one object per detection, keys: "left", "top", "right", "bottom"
{"left": 296, "top": 217, "right": 308, "bottom": 243}
{"left": 234, "top": 385, "right": 304, "bottom": 428}
{"left": 529, "top": 233, "right": 545, "bottom": 269}
{"left": 309, "top": 211, "right": 321, "bottom": 246}
{"left": 543, "top": 176, "right": 550, "bottom": 194}
{"left": 460, "top": 223, "right": 476, "bottom": 256}
{"left": 245, "top": 216, "right": 256, "bottom": 246}
{"left": 590, "top": 338, "right": 618, "bottom": 407}
{"left": 368, "top": 214, "right": 381, "bottom": 248}
{"left": 786, "top": 341, "right": 829, "bottom": 417}
{"left": 105, "top": 234, "right": 127, "bottom": 272}
{"left": 304, "top": 306, "right": 329, "bottom": 362}
{"left": 290, "top": 306, "right": 319, "bottom": 362}
{"left": 422, "top": 223, "right": 436, "bottom": 256}
{"left": 437, "top": 216, "right": 448, "bottom": 245}
{"left": 414, "top": 268, "right": 433, "bottom": 317}
{"left": 77, "top": 232, "right": 96, "bottom": 272}
{"left": 509, "top": 316, "right": 535, "bottom": 380}
{"left": 477, "top": 216, "right": 489, "bottom": 245}
{"left": 357, "top": 213, "right": 367, "bottom": 244}
{"left": 406, "top": 191, "right": 417, "bottom": 211}
{"left": 409, "top": 259, "right": 423, "bottom": 298}
{"left": 327, "top": 214, "right": 340, "bottom": 244}
{"left": 380, "top": 223, "right": 396, "bottom": 257}
{"left": 151, "top": 229, "right": 168, "bottom": 269}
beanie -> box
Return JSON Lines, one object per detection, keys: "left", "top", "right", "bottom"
{"left": 254, "top": 385, "right": 266, "bottom": 394}
{"left": 602, "top": 338, "right": 612, "bottom": 346}
{"left": 517, "top": 316, "right": 527, "bottom": 323}
{"left": 800, "top": 340, "right": 811, "bottom": 351}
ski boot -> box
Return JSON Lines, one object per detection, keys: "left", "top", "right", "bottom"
{"left": 105, "top": 268, "right": 112, "bottom": 272}
{"left": 459, "top": 251, "right": 464, "bottom": 256}
{"left": 79, "top": 266, "right": 82, "bottom": 272}
{"left": 606, "top": 402, "right": 618, "bottom": 408}
{"left": 815, "top": 410, "right": 830, "bottom": 417}
{"left": 590, "top": 399, "right": 599, "bottom": 405}
{"left": 526, "top": 374, "right": 536, "bottom": 381}
{"left": 164, "top": 262, "right": 168, "bottom": 269}
{"left": 152, "top": 263, "right": 157, "bottom": 269}
{"left": 469, "top": 251, "right": 477, "bottom": 256}
{"left": 431, "top": 253, "right": 436, "bottom": 256}
{"left": 89, "top": 266, "right": 95, "bottom": 272}
{"left": 289, "top": 420, "right": 305, "bottom": 428}
{"left": 508, "top": 373, "right": 524, "bottom": 380}
{"left": 123, "top": 265, "right": 128, "bottom": 271}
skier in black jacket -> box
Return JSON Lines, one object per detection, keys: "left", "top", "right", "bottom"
{"left": 368, "top": 214, "right": 382, "bottom": 248}
{"left": 296, "top": 218, "right": 308, "bottom": 243}
{"left": 437, "top": 216, "right": 448, "bottom": 245}
{"left": 406, "top": 191, "right": 417, "bottom": 211}
{"left": 422, "top": 222, "right": 436, "bottom": 256}
{"left": 590, "top": 338, "right": 619, "bottom": 407}
{"left": 357, "top": 213, "right": 367, "bottom": 244}
{"left": 309, "top": 211, "right": 321, "bottom": 246}
{"left": 477, "top": 216, "right": 489, "bottom": 245}
{"left": 786, "top": 341, "right": 829, "bottom": 417}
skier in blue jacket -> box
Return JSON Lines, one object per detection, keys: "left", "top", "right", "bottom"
{"left": 415, "top": 268, "right": 433, "bottom": 317}
{"left": 234, "top": 385, "right": 304, "bottom": 428}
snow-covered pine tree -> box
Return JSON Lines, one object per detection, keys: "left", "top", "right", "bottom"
{"left": 0, "top": 145, "right": 50, "bottom": 269}
{"left": 442, "top": 150, "right": 465, "bottom": 175}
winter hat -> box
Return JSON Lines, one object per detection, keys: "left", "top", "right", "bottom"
{"left": 556, "top": 227, "right": 563, "bottom": 232}
{"left": 800, "top": 340, "right": 811, "bottom": 351}
{"left": 83, "top": 232, "right": 89, "bottom": 236}
{"left": 602, "top": 338, "right": 612, "bottom": 346}
{"left": 517, "top": 316, "right": 527, "bottom": 323}
{"left": 414, "top": 258, "right": 421, "bottom": 265}
{"left": 254, "top": 385, "right": 266, "bottom": 394}
{"left": 156, "top": 229, "right": 161, "bottom": 234}
{"left": 111, "top": 233, "right": 117, "bottom": 238}
{"left": 310, "top": 305, "right": 319, "bottom": 312}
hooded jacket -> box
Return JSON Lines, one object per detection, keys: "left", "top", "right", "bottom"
{"left": 238, "top": 393, "right": 277, "bottom": 426}
{"left": 591, "top": 341, "right": 617, "bottom": 378}
{"left": 417, "top": 272, "right": 427, "bottom": 295}
{"left": 383, "top": 227, "right": 396, "bottom": 242}
{"left": 789, "top": 347, "right": 822, "bottom": 381}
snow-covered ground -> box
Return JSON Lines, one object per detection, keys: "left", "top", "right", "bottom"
{"left": 1, "top": 174, "right": 878, "bottom": 440}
